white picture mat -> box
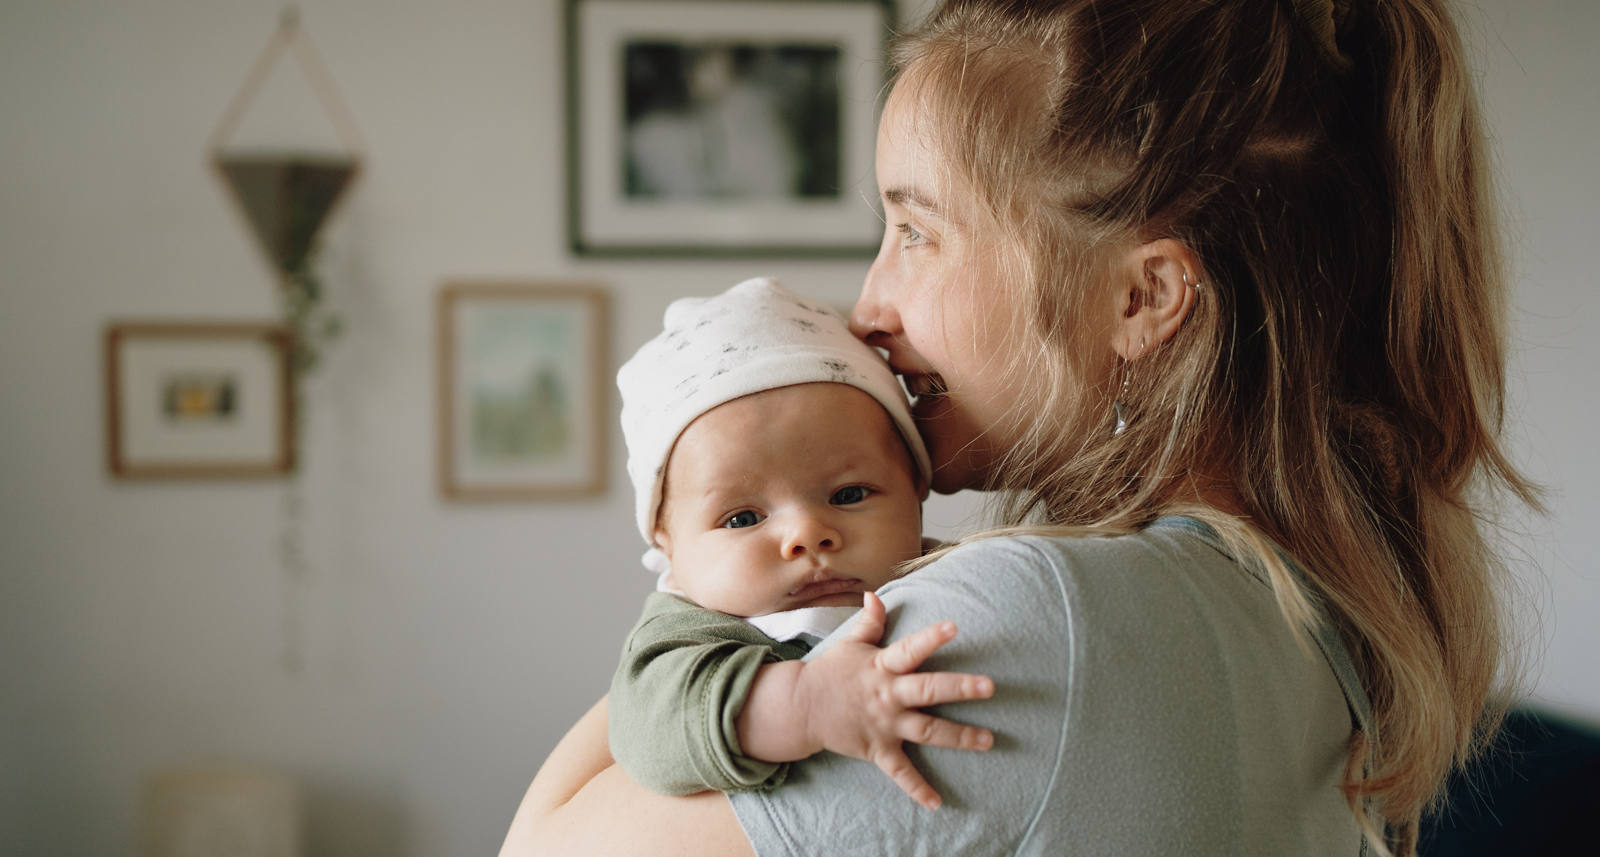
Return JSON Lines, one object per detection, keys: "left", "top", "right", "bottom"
{"left": 450, "top": 296, "right": 599, "bottom": 487}
{"left": 577, "top": 0, "right": 884, "bottom": 248}
{"left": 118, "top": 337, "right": 284, "bottom": 465}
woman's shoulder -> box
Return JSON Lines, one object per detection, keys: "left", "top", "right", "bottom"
{"left": 877, "top": 516, "right": 1337, "bottom": 705}
{"left": 741, "top": 518, "right": 1364, "bottom": 856}
{"left": 923, "top": 514, "right": 1228, "bottom": 562}
{"left": 891, "top": 516, "right": 1239, "bottom": 607}
{"left": 869, "top": 516, "right": 1259, "bottom": 691}
{"left": 898, "top": 518, "right": 1361, "bottom": 852}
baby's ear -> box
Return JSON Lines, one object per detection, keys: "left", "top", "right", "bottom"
{"left": 652, "top": 528, "right": 673, "bottom": 561}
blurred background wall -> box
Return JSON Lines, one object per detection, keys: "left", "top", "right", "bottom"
{"left": 0, "top": 0, "right": 1593, "bottom": 854}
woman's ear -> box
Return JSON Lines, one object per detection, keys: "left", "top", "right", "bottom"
{"left": 1111, "top": 238, "right": 1202, "bottom": 359}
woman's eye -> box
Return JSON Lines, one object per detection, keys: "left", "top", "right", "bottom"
{"left": 722, "top": 510, "right": 764, "bottom": 529}
{"left": 896, "top": 222, "right": 926, "bottom": 248}
{"left": 831, "top": 485, "right": 870, "bottom": 505}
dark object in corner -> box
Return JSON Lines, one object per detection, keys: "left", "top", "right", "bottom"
{"left": 1420, "top": 706, "right": 1600, "bottom": 855}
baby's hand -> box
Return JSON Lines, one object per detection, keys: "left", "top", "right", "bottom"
{"left": 797, "top": 592, "right": 994, "bottom": 809}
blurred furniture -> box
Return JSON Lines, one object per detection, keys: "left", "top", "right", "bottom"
{"left": 141, "top": 767, "right": 302, "bottom": 857}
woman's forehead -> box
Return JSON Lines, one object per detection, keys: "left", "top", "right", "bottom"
{"left": 876, "top": 85, "right": 944, "bottom": 196}
{"left": 876, "top": 80, "right": 976, "bottom": 229}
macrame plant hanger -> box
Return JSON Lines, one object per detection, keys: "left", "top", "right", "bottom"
{"left": 208, "top": 5, "right": 365, "bottom": 286}
{"left": 207, "top": 7, "right": 365, "bottom": 674}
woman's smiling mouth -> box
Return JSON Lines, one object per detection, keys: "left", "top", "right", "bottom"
{"left": 901, "top": 373, "right": 947, "bottom": 408}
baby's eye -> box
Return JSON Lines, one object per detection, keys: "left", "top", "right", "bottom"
{"left": 831, "top": 485, "right": 871, "bottom": 506}
{"left": 721, "top": 510, "right": 764, "bottom": 529}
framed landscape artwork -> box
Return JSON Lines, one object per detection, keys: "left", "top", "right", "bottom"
{"left": 566, "top": 0, "right": 894, "bottom": 256}
{"left": 438, "top": 283, "right": 609, "bottom": 500}
{"left": 104, "top": 322, "right": 295, "bottom": 478}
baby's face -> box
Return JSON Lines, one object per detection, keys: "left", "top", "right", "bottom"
{"left": 654, "top": 383, "right": 925, "bottom": 617}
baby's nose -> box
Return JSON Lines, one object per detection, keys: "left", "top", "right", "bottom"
{"left": 782, "top": 517, "right": 840, "bottom": 558}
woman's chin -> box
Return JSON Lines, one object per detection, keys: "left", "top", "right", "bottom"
{"left": 918, "top": 419, "right": 996, "bottom": 494}
{"left": 914, "top": 393, "right": 1008, "bottom": 494}
{"left": 929, "top": 460, "right": 998, "bottom": 495}
{"left": 929, "top": 469, "right": 976, "bottom": 495}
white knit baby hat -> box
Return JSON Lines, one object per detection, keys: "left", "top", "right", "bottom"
{"left": 618, "top": 277, "right": 931, "bottom": 557}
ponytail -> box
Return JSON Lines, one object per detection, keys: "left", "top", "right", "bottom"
{"left": 1330, "top": 1, "right": 1542, "bottom": 850}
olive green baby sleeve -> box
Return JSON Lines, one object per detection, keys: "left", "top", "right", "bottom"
{"left": 609, "top": 592, "right": 812, "bottom": 795}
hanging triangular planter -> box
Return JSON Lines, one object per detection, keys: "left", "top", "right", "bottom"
{"left": 209, "top": 8, "right": 363, "bottom": 283}
{"left": 217, "top": 154, "right": 358, "bottom": 276}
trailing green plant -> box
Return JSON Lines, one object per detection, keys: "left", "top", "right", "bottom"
{"left": 281, "top": 256, "right": 342, "bottom": 378}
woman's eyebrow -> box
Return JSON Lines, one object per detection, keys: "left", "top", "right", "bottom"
{"left": 882, "top": 186, "right": 944, "bottom": 218}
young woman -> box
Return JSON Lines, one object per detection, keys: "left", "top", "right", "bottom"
{"left": 501, "top": 1, "right": 1535, "bottom": 854}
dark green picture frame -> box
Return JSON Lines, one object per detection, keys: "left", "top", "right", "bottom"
{"left": 564, "top": 0, "right": 895, "bottom": 258}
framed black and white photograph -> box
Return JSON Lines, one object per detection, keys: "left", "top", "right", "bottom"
{"left": 104, "top": 322, "right": 296, "bottom": 479}
{"left": 437, "top": 283, "right": 610, "bottom": 500}
{"left": 566, "top": 0, "right": 893, "bottom": 256}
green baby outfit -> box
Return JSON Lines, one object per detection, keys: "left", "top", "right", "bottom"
{"left": 609, "top": 592, "right": 813, "bottom": 795}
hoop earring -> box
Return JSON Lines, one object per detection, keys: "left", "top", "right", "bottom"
{"left": 1113, "top": 336, "right": 1146, "bottom": 436}
{"left": 1183, "top": 271, "right": 1204, "bottom": 291}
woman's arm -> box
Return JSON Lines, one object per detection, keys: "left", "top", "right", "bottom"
{"left": 498, "top": 695, "right": 754, "bottom": 857}
{"left": 504, "top": 696, "right": 613, "bottom": 820}
{"left": 501, "top": 765, "right": 755, "bottom": 857}
{"left": 499, "top": 596, "right": 991, "bottom": 855}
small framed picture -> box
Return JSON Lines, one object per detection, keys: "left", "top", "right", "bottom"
{"left": 438, "top": 283, "right": 609, "bottom": 500}
{"left": 566, "top": 0, "right": 894, "bottom": 256}
{"left": 104, "top": 322, "right": 295, "bottom": 479}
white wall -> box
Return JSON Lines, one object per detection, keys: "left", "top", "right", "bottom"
{"left": 0, "top": 1, "right": 1592, "bottom": 855}
{"left": 1471, "top": 0, "right": 1600, "bottom": 717}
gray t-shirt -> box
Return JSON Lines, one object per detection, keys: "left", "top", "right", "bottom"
{"left": 728, "top": 517, "right": 1372, "bottom": 856}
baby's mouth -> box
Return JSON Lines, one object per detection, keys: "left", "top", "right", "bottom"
{"left": 902, "top": 373, "right": 947, "bottom": 408}
{"left": 787, "top": 577, "right": 861, "bottom": 602}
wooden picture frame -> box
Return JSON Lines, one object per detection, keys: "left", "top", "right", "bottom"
{"left": 565, "top": 0, "right": 894, "bottom": 257}
{"left": 104, "top": 322, "right": 295, "bottom": 479}
{"left": 437, "top": 283, "right": 609, "bottom": 500}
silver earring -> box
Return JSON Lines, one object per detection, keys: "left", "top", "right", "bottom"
{"left": 1183, "top": 271, "right": 1204, "bottom": 291}
{"left": 1113, "top": 337, "right": 1146, "bottom": 436}
{"left": 1113, "top": 375, "right": 1131, "bottom": 435}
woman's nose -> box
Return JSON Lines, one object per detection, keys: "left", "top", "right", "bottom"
{"left": 850, "top": 256, "right": 901, "bottom": 344}
{"left": 781, "top": 515, "right": 841, "bottom": 559}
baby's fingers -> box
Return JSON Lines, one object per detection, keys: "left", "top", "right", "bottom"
{"left": 874, "top": 619, "right": 958, "bottom": 674}
{"left": 896, "top": 711, "right": 994, "bottom": 752}
{"left": 840, "top": 591, "right": 888, "bottom": 645}
{"left": 895, "top": 671, "right": 995, "bottom": 708}
{"left": 872, "top": 747, "right": 943, "bottom": 811}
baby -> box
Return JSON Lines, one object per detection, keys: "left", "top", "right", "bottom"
{"left": 611, "top": 278, "right": 993, "bottom": 810}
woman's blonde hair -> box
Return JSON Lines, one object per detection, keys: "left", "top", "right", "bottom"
{"left": 891, "top": 1, "right": 1539, "bottom": 853}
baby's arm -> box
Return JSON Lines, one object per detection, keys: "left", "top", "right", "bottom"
{"left": 735, "top": 592, "right": 995, "bottom": 810}
{"left": 609, "top": 593, "right": 804, "bottom": 795}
